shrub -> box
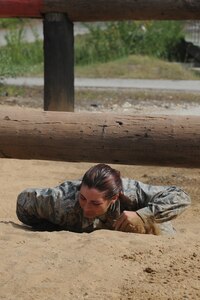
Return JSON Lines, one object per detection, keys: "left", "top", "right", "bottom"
{"left": 0, "top": 26, "right": 43, "bottom": 77}
{"left": 0, "top": 18, "right": 25, "bottom": 29}
{"left": 75, "top": 21, "right": 184, "bottom": 64}
{"left": 0, "top": 20, "right": 185, "bottom": 77}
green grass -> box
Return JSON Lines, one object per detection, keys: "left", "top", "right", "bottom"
{"left": 0, "top": 50, "right": 200, "bottom": 80}
{"left": 0, "top": 18, "right": 27, "bottom": 29}
{"left": 75, "top": 55, "right": 200, "bottom": 80}
{"left": 75, "top": 21, "right": 185, "bottom": 63}
{"left": 0, "top": 20, "right": 199, "bottom": 80}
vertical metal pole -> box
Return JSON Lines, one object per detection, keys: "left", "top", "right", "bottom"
{"left": 43, "top": 13, "right": 74, "bottom": 111}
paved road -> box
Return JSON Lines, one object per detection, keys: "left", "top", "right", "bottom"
{"left": 1, "top": 77, "right": 200, "bottom": 92}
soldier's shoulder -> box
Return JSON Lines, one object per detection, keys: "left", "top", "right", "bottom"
{"left": 122, "top": 177, "right": 137, "bottom": 189}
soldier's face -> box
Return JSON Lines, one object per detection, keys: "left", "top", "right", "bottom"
{"left": 79, "top": 185, "right": 117, "bottom": 218}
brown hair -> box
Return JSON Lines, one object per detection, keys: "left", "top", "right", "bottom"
{"left": 81, "top": 164, "right": 123, "bottom": 200}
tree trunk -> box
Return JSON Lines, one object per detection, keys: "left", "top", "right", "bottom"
{"left": 0, "top": 107, "right": 199, "bottom": 168}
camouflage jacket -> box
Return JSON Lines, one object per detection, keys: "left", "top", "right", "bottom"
{"left": 16, "top": 178, "right": 191, "bottom": 234}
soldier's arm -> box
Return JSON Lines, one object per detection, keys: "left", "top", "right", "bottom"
{"left": 16, "top": 180, "right": 81, "bottom": 227}
{"left": 134, "top": 181, "right": 191, "bottom": 224}
{"left": 116, "top": 179, "right": 191, "bottom": 234}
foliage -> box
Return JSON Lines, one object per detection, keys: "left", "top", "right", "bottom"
{"left": 0, "top": 18, "right": 26, "bottom": 29}
{"left": 75, "top": 21, "right": 184, "bottom": 64}
{"left": 0, "top": 20, "right": 188, "bottom": 78}
{"left": 0, "top": 25, "right": 43, "bottom": 77}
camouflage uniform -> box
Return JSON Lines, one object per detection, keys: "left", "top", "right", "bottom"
{"left": 16, "top": 178, "right": 191, "bottom": 234}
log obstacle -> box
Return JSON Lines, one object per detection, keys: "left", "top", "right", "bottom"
{"left": 0, "top": 107, "right": 199, "bottom": 168}
{"left": 1, "top": 0, "right": 200, "bottom": 20}
{"left": 0, "top": 2, "right": 199, "bottom": 168}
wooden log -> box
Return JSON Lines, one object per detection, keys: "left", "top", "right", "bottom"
{"left": 44, "top": 13, "right": 74, "bottom": 111}
{"left": 0, "top": 107, "right": 199, "bottom": 168}
{"left": 1, "top": 0, "right": 200, "bottom": 20}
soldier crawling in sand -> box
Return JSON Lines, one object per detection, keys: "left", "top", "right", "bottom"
{"left": 16, "top": 163, "right": 191, "bottom": 235}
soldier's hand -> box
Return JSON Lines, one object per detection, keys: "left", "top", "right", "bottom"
{"left": 113, "top": 211, "right": 146, "bottom": 234}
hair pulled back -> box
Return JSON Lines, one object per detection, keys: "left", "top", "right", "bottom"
{"left": 81, "top": 164, "right": 123, "bottom": 200}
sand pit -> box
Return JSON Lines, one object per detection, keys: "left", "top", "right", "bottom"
{"left": 0, "top": 158, "right": 200, "bottom": 299}
{"left": 0, "top": 92, "right": 199, "bottom": 299}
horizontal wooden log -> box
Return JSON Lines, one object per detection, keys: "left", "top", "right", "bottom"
{"left": 0, "top": 107, "right": 199, "bottom": 168}
{"left": 1, "top": 0, "right": 200, "bottom": 20}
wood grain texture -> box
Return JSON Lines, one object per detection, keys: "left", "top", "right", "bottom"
{"left": 1, "top": 0, "right": 200, "bottom": 20}
{"left": 43, "top": 0, "right": 200, "bottom": 21}
{"left": 0, "top": 108, "right": 199, "bottom": 167}
{"left": 43, "top": 13, "right": 74, "bottom": 112}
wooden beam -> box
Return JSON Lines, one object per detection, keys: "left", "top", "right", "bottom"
{"left": 0, "top": 107, "right": 199, "bottom": 168}
{"left": 43, "top": 0, "right": 200, "bottom": 21}
{"left": 0, "top": 0, "right": 43, "bottom": 18}
{"left": 44, "top": 13, "right": 74, "bottom": 112}
{"left": 1, "top": 0, "right": 200, "bottom": 20}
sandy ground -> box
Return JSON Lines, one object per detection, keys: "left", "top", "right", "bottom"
{"left": 0, "top": 94, "right": 200, "bottom": 299}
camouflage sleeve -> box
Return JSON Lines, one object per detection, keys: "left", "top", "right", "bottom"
{"left": 122, "top": 178, "right": 191, "bottom": 224}
{"left": 16, "top": 180, "right": 81, "bottom": 227}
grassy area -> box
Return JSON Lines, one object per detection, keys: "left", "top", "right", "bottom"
{"left": 0, "top": 18, "right": 26, "bottom": 29}
{"left": 75, "top": 21, "right": 185, "bottom": 63}
{"left": 75, "top": 55, "right": 200, "bottom": 80}
{"left": 0, "top": 21, "right": 199, "bottom": 113}
{"left": 0, "top": 49, "right": 199, "bottom": 80}
{"left": 1, "top": 20, "right": 199, "bottom": 80}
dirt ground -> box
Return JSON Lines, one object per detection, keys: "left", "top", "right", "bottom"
{"left": 1, "top": 86, "right": 200, "bottom": 115}
{"left": 0, "top": 91, "right": 200, "bottom": 299}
